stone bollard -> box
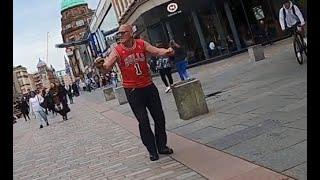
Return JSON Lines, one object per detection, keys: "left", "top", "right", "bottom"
{"left": 248, "top": 44, "right": 265, "bottom": 62}
{"left": 114, "top": 86, "right": 128, "bottom": 105}
{"left": 172, "top": 78, "right": 209, "bottom": 120}
{"left": 103, "top": 87, "right": 115, "bottom": 101}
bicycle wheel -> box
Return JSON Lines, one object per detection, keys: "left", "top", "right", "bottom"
{"left": 293, "top": 36, "right": 304, "bottom": 65}
{"left": 297, "top": 33, "right": 307, "bottom": 56}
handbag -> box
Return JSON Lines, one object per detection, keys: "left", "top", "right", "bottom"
{"left": 36, "top": 95, "right": 46, "bottom": 109}
{"left": 54, "top": 104, "right": 62, "bottom": 111}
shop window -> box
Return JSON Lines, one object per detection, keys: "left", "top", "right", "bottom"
{"left": 167, "top": 13, "right": 202, "bottom": 63}
{"left": 197, "top": 9, "right": 229, "bottom": 58}
{"left": 147, "top": 23, "right": 168, "bottom": 46}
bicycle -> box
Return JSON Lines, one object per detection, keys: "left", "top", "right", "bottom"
{"left": 290, "top": 24, "right": 307, "bottom": 65}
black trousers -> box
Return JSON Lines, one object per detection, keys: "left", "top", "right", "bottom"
{"left": 159, "top": 67, "right": 173, "bottom": 87}
{"left": 124, "top": 83, "right": 168, "bottom": 153}
{"left": 22, "top": 112, "right": 30, "bottom": 120}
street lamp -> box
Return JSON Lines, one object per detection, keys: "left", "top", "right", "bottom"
{"left": 46, "top": 32, "right": 49, "bottom": 64}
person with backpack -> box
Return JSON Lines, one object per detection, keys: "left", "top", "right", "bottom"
{"left": 279, "top": 0, "right": 305, "bottom": 32}
{"left": 155, "top": 42, "right": 174, "bottom": 93}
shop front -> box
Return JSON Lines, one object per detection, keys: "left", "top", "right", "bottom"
{"left": 130, "top": 0, "right": 306, "bottom": 65}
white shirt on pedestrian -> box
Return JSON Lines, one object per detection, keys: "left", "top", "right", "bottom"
{"left": 29, "top": 95, "right": 44, "bottom": 112}
{"left": 279, "top": 1, "right": 305, "bottom": 30}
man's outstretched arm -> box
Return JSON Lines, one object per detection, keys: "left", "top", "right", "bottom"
{"left": 95, "top": 50, "right": 118, "bottom": 73}
{"left": 144, "top": 41, "right": 174, "bottom": 57}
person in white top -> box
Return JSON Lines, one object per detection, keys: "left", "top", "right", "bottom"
{"left": 29, "top": 91, "right": 49, "bottom": 129}
{"left": 279, "top": 0, "right": 305, "bottom": 31}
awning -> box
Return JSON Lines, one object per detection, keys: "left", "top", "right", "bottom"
{"left": 55, "top": 39, "right": 89, "bottom": 48}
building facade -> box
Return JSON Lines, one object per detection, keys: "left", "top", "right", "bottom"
{"left": 30, "top": 72, "right": 44, "bottom": 91}
{"left": 60, "top": 0, "right": 95, "bottom": 79}
{"left": 88, "top": 0, "right": 122, "bottom": 80}
{"left": 111, "top": 0, "right": 307, "bottom": 64}
{"left": 56, "top": 70, "right": 73, "bottom": 86}
{"left": 13, "top": 66, "right": 34, "bottom": 95}
{"left": 13, "top": 70, "right": 22, "bottom": 101}
{"left": 89, "top": 0, "right": 119, "bottom": 58}
{"left": 36, "top": 60, "right": 59, "bottom": 89}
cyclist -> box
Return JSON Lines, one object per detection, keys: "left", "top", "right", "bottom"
{"left": 279, "top": 0, "right": 305, "bottom": 34}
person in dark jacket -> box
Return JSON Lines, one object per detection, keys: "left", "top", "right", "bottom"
{"left": 41, "top": 89, "right": 48, "bottom": 114}
{"left": 46, "top": 88, "right": 57, "bottom": 116}
{"left": 19, "top": 97, "right": 30, "bottom": 121}
{"left": 50, "top": 83, "right": 70, "bottom": 121}
{"left": 57, "top": 84, "right": 70, "bottom": 120}
{"left": 71, "top": 82, "right": 79, "bottom": 96}
{"left": 169, "top": 40, "right": 190, "bottom": 81}
{"left": 66, "top": 85, "right": 73, "bottom": 104}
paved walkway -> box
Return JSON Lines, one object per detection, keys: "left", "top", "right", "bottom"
{"left": 13, "top": 38, "right": 305, "bottom": 180}
{"left": 13, "top": 94, "right": 291, "bottom": 180}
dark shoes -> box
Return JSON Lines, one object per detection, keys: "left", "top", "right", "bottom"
{"left": 40, "top": 125, "right": 43, "bottom": 129}
{"left": 46, "top": 121, "right": 49, "bottom": 126}
{"left": 149, "top": 146, "right": 174, "bottom": 161}
{"left": 158, "top": 146, "right": 174, "bottom": 154}
{"left": 149, "top": 153, "right": 159, "bottom": 161}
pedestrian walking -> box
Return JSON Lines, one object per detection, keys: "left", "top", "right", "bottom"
{"left": 41, "top": 89, "right": 48, "bottom": 114}
{"left": 28, "top": 91, "right": 49, "bottom": 129}
{"left": 19, "top": 97, "right": 30, "bottom": 121}
{"left": 72, "top": 82, "right": 79, "bottom": 96}
{"left": 85, "top": 78, "right": 92, "bottom": 92}
{"left": 155, "top": 43, "right": 174, "bottom": 93}
{"left": 50, "top": 83, "right": 70, "bottom": 121}
{"left": 95, "top": 24, "right": 174, "bottom": 161}
{"left": 57, "top": 84, "right": 70, "bottom": 120}
{"left": 46, "top": 88, "right": 57, "bottom": 116}
{"left": 94, "top": 74, "right": 101, "bottom": 88}
{"left": 169, "top": 40, "right": 190, "bottom": 81}
{"left": 111, "top": 70, "right": 118, "bottom": 87}
{"left": 66, "top": 85, "right": 74, "bottom": 104}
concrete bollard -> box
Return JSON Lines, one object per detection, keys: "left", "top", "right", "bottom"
{"left": 103, "top": 87, "right": 115, "bottom": 101}
{"left": 114, "top": 86, "right": 128, "bottom": 105}
{"left": 248, "top": 44, "right": 265, "bottom": 62}
{"left": 171, "top": 78, "right": 209, "bottom": 120}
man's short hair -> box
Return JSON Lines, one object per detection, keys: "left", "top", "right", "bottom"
{"left": 282, "top": 0, "right": 290, "bottom": 4}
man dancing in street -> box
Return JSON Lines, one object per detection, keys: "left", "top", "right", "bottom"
{"left": 95, "top": 24, "right": 174, "bottom": 161}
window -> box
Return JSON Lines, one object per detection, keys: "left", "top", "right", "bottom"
{"left": 76, "top": 20, "right": 85, "bottom": 27}
{"left": 65, "top": 24, "right": 72, "bottom": 29}
{"left": 69, "top": 36, "right": 75, "bottom": 42}
{"left": 81, "top": 7, "right": 86, "bottom": 14}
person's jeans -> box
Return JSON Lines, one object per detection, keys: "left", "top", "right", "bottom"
{"left": 112, "top": 78, "right": 118, "bottom": 87}
{"left": 175, "top": 60, "right": 190, "bottom": 81}
{"left": 34, "top": 110, "right": 48, "bottom": 126}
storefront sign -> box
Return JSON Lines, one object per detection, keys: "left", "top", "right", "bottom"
{"left": 167, "top": 2, "right": 182, "bottom": 17}
{"left": 167, "top": 3, "right": 178, "bottom": 13}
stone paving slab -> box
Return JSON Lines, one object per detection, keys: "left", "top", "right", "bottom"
{"left": 13, "top": 98, "right": 204, "bottom": 180}
{"left": 100, "top": 109, "right": 292, "bottom": 180}
{"left": 20, "top": 38, "right": 305, "bottom": 180}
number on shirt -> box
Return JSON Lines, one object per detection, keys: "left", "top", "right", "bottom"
{"left": 134, "top": 63, "right": 142, "bottom": 75}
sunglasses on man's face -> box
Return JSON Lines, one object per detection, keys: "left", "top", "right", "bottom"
{"left": 116, "top": 31, "right": 129, "bottom": 36}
